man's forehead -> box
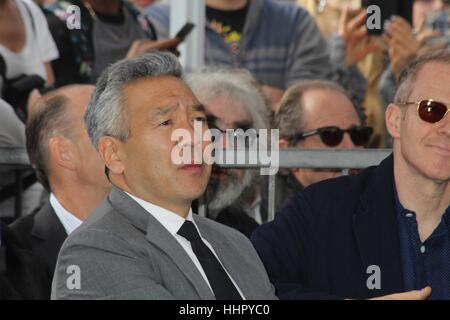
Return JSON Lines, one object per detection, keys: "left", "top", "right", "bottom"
{"left": 204, "top": 96, "right": 251, "bottom": 123}
{"left": 302, "top": 90, "right": 356, "bottom": 119}
{"left": 151, "top": 101, "right": 205, "bottom": 116}
{"left": 409, "top": 62, "right": 450, "bottom": 102}
{"left": 122, "top": 76, "right": 199, "bottom": 109}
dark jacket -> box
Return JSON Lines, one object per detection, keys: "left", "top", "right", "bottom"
{"left": 0, "top": 222, "right": 50, "bottom": 299}
{"left": 209, "top": 205, "right": 259, "bottom": 239}
{"left": 10, "top": 201, "right": 67, "bottom": 298}
{"left": 251, "top": 154, "right": 405, "bottom": 299}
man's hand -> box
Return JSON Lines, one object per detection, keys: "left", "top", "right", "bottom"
{"left": 126, "top": 38, "right": 180, "bottom": 59}
{"left": 338, "top": 8, "right": 378, "bottom": 66}
{"left": 370, "top": 286, "right": 432, "bottom": 300}
{"left": 384, "top": 16, "right": 421, "bottom": 79}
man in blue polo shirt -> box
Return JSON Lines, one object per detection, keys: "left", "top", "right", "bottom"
{"left": 252, "top": 51, "right": 450, "bottom": 299}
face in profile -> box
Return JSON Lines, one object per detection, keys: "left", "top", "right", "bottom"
{"left": 104, "top": 76, "right": 212, "bottom": 208}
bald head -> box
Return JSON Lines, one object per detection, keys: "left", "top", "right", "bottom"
{"left": 26, "top": 85, "right": 98, "bottom": 191}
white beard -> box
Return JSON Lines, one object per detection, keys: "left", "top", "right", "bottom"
{"left": 207, "top": 169, "right": 254, "bottom": 218}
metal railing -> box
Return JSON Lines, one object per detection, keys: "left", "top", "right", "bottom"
{"left": 0, "top": 147, "right": 392, "bottom": 222}
{"left": 201, "top": 148, "right": 392, "bottom": 221}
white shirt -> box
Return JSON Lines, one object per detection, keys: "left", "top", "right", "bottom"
{"left": 126, "top": 192, "right": 246, "bottom": 299}
{"left": 0, "top": 0, "right": 59, "bottom": 81}
{"left": 49, "top": 193, "right": 82, "bottom": 235}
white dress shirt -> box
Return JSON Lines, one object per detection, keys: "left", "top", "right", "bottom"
{"left": 49, "top": 193, "right": 82, "bottom": 235}
{"left": 126, "top": 192, "right": 245, "bottom": 299}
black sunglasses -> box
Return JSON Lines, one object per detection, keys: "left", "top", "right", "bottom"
{"left": 289, "top": 126, "right": 373, "bottom": 147}
{"left": 397, "top": 99, "right": 449, "bottom": 124}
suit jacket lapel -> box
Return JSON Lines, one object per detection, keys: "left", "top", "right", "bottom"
{"left": 108, "top": 187, "right": 215, "bottom": 299}
{"left": 352, "top": 154, "right": 404, "bottom": 296}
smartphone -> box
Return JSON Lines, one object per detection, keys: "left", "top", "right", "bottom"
{"left": 175, "top": 22, "right": 195, "bottom": 42}
{"left": 362, "top": 0, "right": 413, "bottom": 35}
{"left": 425, "top": 10, "right": 450, "bottom": 46}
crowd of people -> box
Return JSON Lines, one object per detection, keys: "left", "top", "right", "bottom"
{"left": 0, "top": 0, "right": 449, "bottom": 300}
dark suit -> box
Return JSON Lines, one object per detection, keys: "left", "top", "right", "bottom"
{"left": 0, "top": 222, "right": 49, "bottom": 299}
{"left": 251, "top": 155, "right": 406, "bottom": 299}
{"left": 10, "top": 201, "right": 67, "bottom": 298}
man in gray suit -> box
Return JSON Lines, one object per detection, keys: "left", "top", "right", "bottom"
{"left": 51, "top": 52, "right": 276, "bottom": 300}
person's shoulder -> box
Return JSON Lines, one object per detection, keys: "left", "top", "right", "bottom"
{"left": 20, "top": 0, "right": 42, "bottom": 13}
{"left": 144, "top": 2, "right": 170, "bottom": 17}
{"left": 9, "top": 201, "right": 55, "bottom": 241}
{"left": 60, "top": 197, "right": 144, "bottom": 255}
{"left": 0, "top": 99, "right": 19, "bottom": 118}
{"left": 195, "top": 215, "right": 250, "bottom": 244}
{"left": 9, "top": 209, "right": 38, "bottom": 236}
{"left": 20, "top": 0, "right": 47, "bottom": 22}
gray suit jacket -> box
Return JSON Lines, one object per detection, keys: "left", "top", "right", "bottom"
{"left": 51, "top": 187, "right": 277, "bottom": 300}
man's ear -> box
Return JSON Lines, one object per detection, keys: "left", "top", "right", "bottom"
{"left": 385, "top": 103, "right": 402, "bottom": 139}
{"left": 98, "top": 136, "right": 125, "bottom": 175}
{"left": 48, "top": 136, "right": 77, "bottom": 171}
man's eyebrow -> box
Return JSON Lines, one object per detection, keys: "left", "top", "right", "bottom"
{"left": 151, "top": 105, "right": 178, "bottom": 117}
{"left": 192, "top": 104, "right": 206, "bottom": 112}
{"left": 234, "top": 120, "right": 253, "bottom": 129}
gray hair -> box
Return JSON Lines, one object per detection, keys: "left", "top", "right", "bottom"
{"left": 274, "top": 80, "right": 353, "bottom": 145}
{"left": 184, "top": 68, "right": 269, "bottom": 130}
{"left": 394, "top": 50, "right": 450, "bottom": 103}
{"left": 84, "top": 52, "right": 182, "bottom": 149}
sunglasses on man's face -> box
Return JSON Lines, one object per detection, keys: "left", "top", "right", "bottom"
{"left": 289, "top": 126, "right": 373, "bottom": 147}
{"left": 397, "top": 99, "right": 450, "bottom": 124}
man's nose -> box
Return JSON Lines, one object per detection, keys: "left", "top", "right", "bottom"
{"left": 438, "top": 111, "right": 450, "bottom": 137}
{"left": 176, "top": 117, "right": 203, "bottom": 146}
{"left": 338, "top": 132, "right": 356, "bottom": 149}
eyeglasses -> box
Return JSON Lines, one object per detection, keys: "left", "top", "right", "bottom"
{"left": 206, "top": 115, "right": 260, "bottom": 148}
{"left": 288, "top": 126, "right": 373, "bottom": 147}
{"left": 397, "top": 99, "right": 449, "bottom": 124}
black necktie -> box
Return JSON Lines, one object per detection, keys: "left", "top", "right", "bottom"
{"left": 177, "top": 220, "right": 242, "bottom": 300}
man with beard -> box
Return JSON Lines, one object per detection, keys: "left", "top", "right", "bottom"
{"left": 186, "top": 69, "right": 269, "bottom": 237}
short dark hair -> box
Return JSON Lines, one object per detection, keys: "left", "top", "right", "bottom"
{"left": 26, "top": 95, "right": 73, "bottom": 191}
{"left": 395, "top": 51, "right": 450, "bottom": 103}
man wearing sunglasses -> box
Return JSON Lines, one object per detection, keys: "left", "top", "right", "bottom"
{"left": 252, "top": 51, "right": 450, "bottom": 299}
{"left": 269, "top": 80, "right": 372, "bottom": 211}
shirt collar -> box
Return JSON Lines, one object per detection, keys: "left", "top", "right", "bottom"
{"left": 49, "top": 193, "right": 82, "bottom": 235}
{"left": 393, "top": 184, "right": 450, "bottom": 225}
{"left": 125, "top": 192, "right": 195, "bottom": 237}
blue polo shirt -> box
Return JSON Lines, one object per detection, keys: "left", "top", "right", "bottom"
{"left": 394, "top": 189, "right": 450, "bottom": 299}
